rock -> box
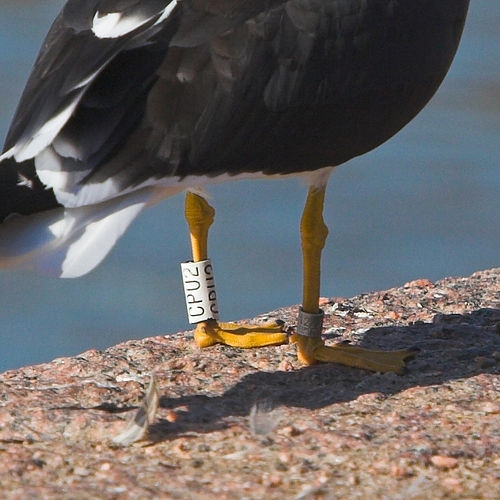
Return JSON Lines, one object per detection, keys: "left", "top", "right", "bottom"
{"left": 0, "top": 268, "right": 499, "bottom": 498}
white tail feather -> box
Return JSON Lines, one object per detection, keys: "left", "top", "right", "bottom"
{"left": 0, "top": 189, "right": 156, "bottom": 278}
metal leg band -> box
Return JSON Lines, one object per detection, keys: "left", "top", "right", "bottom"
{"left": 296, "top": 307, "right": 324, "bottom": 337}
{"left": 181, "top": 259, "right": 220, "bottom": 323}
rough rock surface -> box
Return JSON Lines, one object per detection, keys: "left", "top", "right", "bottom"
{"left": 1, "top": 268, "right": 499, "bottom": 499}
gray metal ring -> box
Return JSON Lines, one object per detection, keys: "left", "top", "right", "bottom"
{"left": 296, "top": 307, "right": 324, "bottom": 337}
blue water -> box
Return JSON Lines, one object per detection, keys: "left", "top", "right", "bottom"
{"left": 0, "top": 2, "right": 498, "bottom": 372}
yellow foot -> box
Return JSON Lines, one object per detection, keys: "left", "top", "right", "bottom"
{"left": 194, "top": 319, "right": 288, "bottom": 349}
{"left": 292, "top": 335, "right": 417, "bottom": 374}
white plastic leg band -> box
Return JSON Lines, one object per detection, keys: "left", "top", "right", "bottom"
{"left": 181, "top": 259, "right": 220, "bottom": 323}
{"left": 297, "top": 307, "right": 324, "bottom": 337}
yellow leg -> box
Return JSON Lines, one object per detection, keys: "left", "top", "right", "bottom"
{"left": 184, "top": 191, "right": 287, "bottom": 349}
{"left": 292, "top": 185, "right": 416, "bottom": 374}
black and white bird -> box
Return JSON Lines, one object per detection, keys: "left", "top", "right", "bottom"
{"left": 0, "top": 1, "right": 469, "bottom": 372}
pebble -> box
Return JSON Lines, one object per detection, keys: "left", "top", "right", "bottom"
{"left": 261, "top": 472, "right": 283, "bottom": 487}
{"left": 430, "top": 455, "right": 458, "bottom": 469}
{"left": 391, "top": 464, "right": 412, "bottom": 478}
{"left": 480, "top": 401, "right": 500, "bottom": 414}
{"left": 404, "top": 278, "right": 434, "bottom": 288}
{"left": 278, "top": 359, "right": 295, "bottom": 371}
{"left": 73, "top": 466, "right": 90, "bottom": 476}
{"left": 281, "top": 425, "right": 302, "bottom": 437}
{"left": 165, "top": 410, "right": 178, "bottom": 423}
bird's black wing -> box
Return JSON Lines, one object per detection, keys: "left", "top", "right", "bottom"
{"left": 1, "top": 0, "right": 290, "bottom": 208}
{"left": 50, "top": 0, "right": 325, "bottom": 205}
{"left": 2, "top": 0, "right": 181, "bottom": 160}
{"left": 2, "top": 0, "right": 288, "bottom": 160}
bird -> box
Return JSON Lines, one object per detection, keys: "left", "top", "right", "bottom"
{"left": 0, "top": 0, "right": 470, "bottom": 374}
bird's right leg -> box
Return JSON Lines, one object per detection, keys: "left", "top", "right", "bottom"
{"left": 184, "top": 191, "right": 288, "bottom": 349}
{"left": 291, "top": 184, "right": 416, "bottom": 374}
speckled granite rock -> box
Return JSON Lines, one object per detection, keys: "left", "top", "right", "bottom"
{"left": 1, "top": 269, "right": 499, "bottom": 499}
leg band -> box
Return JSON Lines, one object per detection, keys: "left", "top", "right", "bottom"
{"left": 297, "top": 307, "right": 324, "bottom": 337}
{"left": 181, "top": 259, "right": 219, "bottom": 323}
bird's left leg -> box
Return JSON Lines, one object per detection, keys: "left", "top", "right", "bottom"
{"left": 292, "top": 184, "right": 416, "bottom": 374}
{"left": 184, "top": 191, "right": 287, "bottom": 349}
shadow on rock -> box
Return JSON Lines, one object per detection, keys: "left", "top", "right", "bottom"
{"left": 147, "top": 308, "right": 499, "bottom": 440}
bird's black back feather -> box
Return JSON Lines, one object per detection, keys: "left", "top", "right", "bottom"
{"left": 1, "top": 0, "right": 470, "bottom": 212}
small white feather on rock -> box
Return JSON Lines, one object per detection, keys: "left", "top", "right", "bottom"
{"left": 112, "top": 374, "right": 160, "bottom": 446}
